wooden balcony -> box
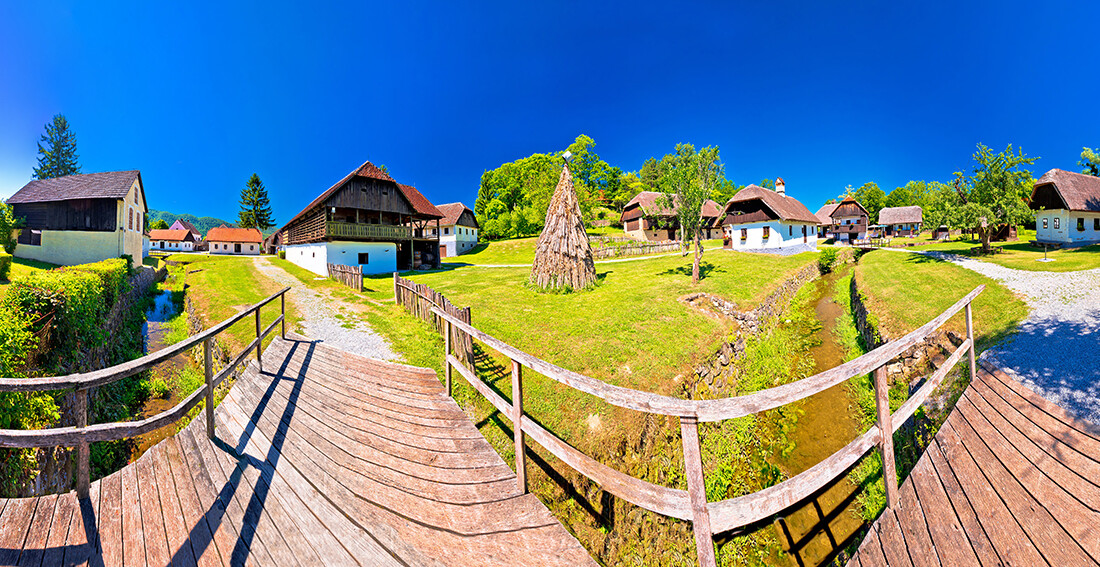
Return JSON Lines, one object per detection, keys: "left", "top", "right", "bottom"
{"left": 830, "top": 222, "right": 868, "bottom": 234}
{"left": 327, "top": 221, "right": 412, "bottom": 241}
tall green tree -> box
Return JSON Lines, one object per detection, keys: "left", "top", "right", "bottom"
{"left": 853, "top": 182, "right": 886, "bottom": 223}
{"left": 32, "top": 114, "right": 81, "bottom": 179}
{"left": 237, "top": 173, "right": 275, "bottom": 230}
{"left": 950, "top": 144, "right": 1038, "bottom": 253}
{"left": 921, "top": 181, "right": 957, "bottom": 229}
{"left": 1080, "top": 147, "right": 1100, "bottom": 176}
{"left": 149, "top": 219, "right": 170, "bottom": 230}
{"left": 657, "top": 144, "right": 723, "bottom": 284}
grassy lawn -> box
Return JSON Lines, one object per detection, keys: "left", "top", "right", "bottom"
{"left": 855, "top": 250, "right": 1027, "bottom": 350}
{"left": 445, "top": 235, "right": 725, "bottom": 266}
{"left": 0, "top": 257, "right": 60, "bottom": 301}
{"left": 904, "top": 228, "right": 1100, "bottom": 272}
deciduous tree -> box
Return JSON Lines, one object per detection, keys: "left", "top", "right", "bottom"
{"left": 33, "top": 114, "right": 80, "bottom": 180}
{"left": 1080, "top": 147, "right": 1100, "bottom": 176}
{"left": 0, "top": 203, "right": 23, "bottom": 254}
{"left": 854, "top": 182, "right": 886, "bottom": 223}
{"left": 149, "top": 219, "right": 170, "bottom": 230}
{"left": 950, "top": 144, "right": 1038, "bottom": 254}
{"left": 237, "top": 173, "right": 275, "bottom": 230}
{"left": 658, "top": 144, "right": 723, "bottom": 284}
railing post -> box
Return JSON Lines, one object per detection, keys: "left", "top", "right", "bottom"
{"left": 204, "top": 338, "right": 214, "bottom": 439}
{"left": 444, "top": 319, "right": 453, "bottom": 397}
{"left": 280, "top": 293, "right": 286, "bottom": 339}
{"left": 254, "top": 309, "right": 263, "bottom": 373}
{"left": 75, "top": 388, "right": 89, "bottom": 499}
{"left": 680, "top": 416, "right": 716, "bottom": 567}
{"left": 874, "top": 366, "right": 899, "bottom": 508}
{"left": 965, "top": 301, "right": 976, "bottom": 382}
{"left": 511, "top": 359, "right": 527, "bottom": 493}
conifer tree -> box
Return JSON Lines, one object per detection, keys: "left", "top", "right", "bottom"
{"left": 33, "top": 114, "right": 81, "bottom": 179}
{"left": 237, "top": 173, "right": 275, "bottom": 230}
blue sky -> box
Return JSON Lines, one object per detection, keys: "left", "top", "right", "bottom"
{"left": 1, "top": 2, "right": 1097, "bottom": 225}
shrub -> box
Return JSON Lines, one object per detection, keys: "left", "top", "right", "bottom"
{"left": 818, "top": 248, "right": 839, "bottom": 274}
{"left": 0, "top": 253, "right": 11, "bottom": 281}
{"left": 277, "top": 250, "right": 286, "bottom": 259}
{"left": 119, "top": 254, "right": 134, "bottom": 275}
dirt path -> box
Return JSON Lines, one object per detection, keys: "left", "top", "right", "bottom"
{"left": 251, "top": 256, "right": 399, "bottom": 360}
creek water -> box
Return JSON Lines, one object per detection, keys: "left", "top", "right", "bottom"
{"left": 131, "top": 289, "right": 188, "bottom": 462}
{"left": 771, "top": 266, "right": 866, "bottom": 566}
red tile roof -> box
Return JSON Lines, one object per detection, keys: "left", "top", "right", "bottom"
{"left": 397, "top": 183, "right": 444, "bottom": 218}
{"left": 149, "top": 229, "right": 193, "bottom": 242}
{"left": 8, "top": 170, "right": 141, "bottom": 203}
{"left": 206, "top": 226, "right": 263, "bottom": 243}
{"left": 436, "top": 202, "right": 478, "bottom": 227}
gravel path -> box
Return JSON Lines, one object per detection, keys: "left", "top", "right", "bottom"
{"left": 252, "top": 257, "right": 399, "bottom": 361}
{"left": 917, "top": 250, "right": 1100, "bottom": 423}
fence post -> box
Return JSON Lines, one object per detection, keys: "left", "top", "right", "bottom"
{"left": 680, "top": 416, "right": 716, "bottom": 567}
{"left": 75, "top": 388, "right": 89, "bottom": 499}
{"left": 444, "top": 319, "right": 452, "bottom": 396}
{"left": 511, "top": 359, "right": 527, "bottom": 493}
{"left": 255, "top": 309, "right": 263, "bottom": 373}
{"left": 965, "top": 301, "right": 976, "bottom": 382}
{"left": 280, "top": 293, "right": 286, "bottom": 339}
{"left": 874, "top": 366, "right": 899, "bottom": 508}
{"left": 393, "top": 272, "right": 398, "bottom": 303}
{"left": 204, "top": 338, "right": 214, "bottom": 439}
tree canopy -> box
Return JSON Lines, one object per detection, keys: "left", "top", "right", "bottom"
{"left": 33, "top": 114, "right": 80, "bottom": 180}
{"left": 950, "top": 143, "right": 1038, "bottom": 253}
{"left": 656, "top": 144, "right": 723, "bottom": 284}
{"left": 1080, "top": 147, "right": 1100, "bottom": 176}
{"left": 237, "top": 173, "right": 275, "bottom": 230}
{"left": 149, "top": 219, "right": 170, "bottom": 230}
{"left": 853, "top": 182, "right": 886, "bottom": 223}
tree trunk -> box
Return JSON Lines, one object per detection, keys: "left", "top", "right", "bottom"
{"left": 691, "top": 230, "right": 702, "bottom": 284}
{"left": 980, "top": 228, "right": 992, "bottom": 254}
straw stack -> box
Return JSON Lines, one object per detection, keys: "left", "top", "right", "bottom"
{"left": 529, "top": 164, "right": 597, "bottom": 291}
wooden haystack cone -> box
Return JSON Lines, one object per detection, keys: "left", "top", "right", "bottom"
{"left": 529, "top": 162, "right": 597, "bottom": 291}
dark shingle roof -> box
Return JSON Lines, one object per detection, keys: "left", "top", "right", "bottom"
{"left": 621, "top": 192, "right": 721, "bottom": 220}
{"left": 724, "top": 185, "right": 819, "bottom": 223}
{"left": 1032, "top": 169, "right": 1100, "bottom": 212}
{"left": 7, "top": 170, "right": 140, "bottom": 204}
{"left": 878, "top": 206, "right": 923, "bottom": 225}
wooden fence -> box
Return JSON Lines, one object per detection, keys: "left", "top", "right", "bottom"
{"left": 590, "top": 240, "right": 682, "bottom": 259}
{"left": 393, "top": 273, "right": 473, "bottom": 366}
{"left": 0, "top": 287, "right": 290, "bottom": 499}
{"left": 327, "top": 263, "right": 364, "bottom": 291}
{"left": 432, "top": 285, "right": 985, "bottom": 567}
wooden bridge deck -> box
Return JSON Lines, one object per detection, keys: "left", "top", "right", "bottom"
{"left": 850, "top": 361, "right": 1100, "bottom": 566}
{"left": 0, "top": 335, "right": 594, "bottom": 566}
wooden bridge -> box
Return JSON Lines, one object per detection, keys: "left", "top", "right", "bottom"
{"left": 3, "top": 281, "right": 1099, "bottom": 566}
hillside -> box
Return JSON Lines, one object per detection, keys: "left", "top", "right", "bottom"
{"left": 148, "top": 209, "right": 236, "bottom": 234}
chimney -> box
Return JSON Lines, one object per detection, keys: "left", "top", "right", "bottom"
{"left": 775, "top": 177, "right": 786, "bottom": 195}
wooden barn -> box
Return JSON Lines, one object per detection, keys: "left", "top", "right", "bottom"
{"left": 276, "top": 161, "right": 444, "bottom": 275}
{"left": 815, "top": 197, "right": 869, "bottom": 242}
{"left": 7, "top": 170, "right": 148, "bottom": 266}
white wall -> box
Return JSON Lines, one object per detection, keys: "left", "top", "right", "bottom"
{"left": 209, "top": 241, "right": 260, "bottom": 255}
{"left": 723, "top": 221, "right": 818, "bottom": 250}
{"left": 286, "top": 241, "right": 398, "bottom": 276}
{"left": 437, "top": 224, "right": 480, "bottom": 257}
{"left": 151, "top": 240, "right": 194, "bottom": 252}
{"left": 15, "top": 230, "right": 122, "bottom": 266}
{"left": 1037, "top": 210, "right": 1100, "bottom": 244}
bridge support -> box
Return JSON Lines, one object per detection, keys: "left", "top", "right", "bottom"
{"left": 511, "top": 360, "right": 527, "bottom": 493}
{"left": 874, "top": 366, "right": 899, "bottom": 508}
{"left": 680, "top": 416, "right": 717, "bottom": 567}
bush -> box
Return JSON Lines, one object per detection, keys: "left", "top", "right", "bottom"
{"left": 119, "top": 254, "right": 134, "bottom": 275}
{"left": 818, "top": 248, "right": 839, "bottom": 274}
{"left": 277, "top": 250, "right": 286, "bottom": 259}
{"left": 0, "top": 253, "right": 11, "bottom": 281}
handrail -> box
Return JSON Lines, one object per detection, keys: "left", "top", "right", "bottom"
{"left": 0, "top": 285, "right": 290, "bottom": 499}
{"left": 430, "top": 285, "right": 984, "bottom": 567}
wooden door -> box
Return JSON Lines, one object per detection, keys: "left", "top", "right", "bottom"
{"left": 234, "top": 243, "right": 241, "bottom": 253}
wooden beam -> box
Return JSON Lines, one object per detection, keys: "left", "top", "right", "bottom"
{"left": 680, "top": 416, "right": 716, "bottom": 567}
{"left": 512, "top": 359, "right": 526, "bottom": 493}
{"left": 875, "top": 366, "right": 899, "bottom": 508}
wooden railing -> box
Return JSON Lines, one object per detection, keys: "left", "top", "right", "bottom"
{"left": 394, "top": 274, "right": 473, "bottom": 366}
{"left": 327, "top": 263, "right": 363, "bottom": 292}
{"left": 432, "top": 285, "right": 984, "bottom": 567}
{"left": 591, "top": 240, "right": 683, "bottom": 259}
{"left": 0, "top": 287, "right": 291, "bottom": 499}
{"left": 327, "top": 221, "right": 412, "bottom": 241}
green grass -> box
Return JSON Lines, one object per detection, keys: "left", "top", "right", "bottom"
{"left": 0, "top": 257, "right": 59, "bottom": 300}
{"left": 854, "top": 250, "right": 1027, "bottom": 349}
{"left": 445, "top": 234, "right": 727, "bottom": 266}
{"left": 909, "top": 228, "right": 1100, "bottom": 272}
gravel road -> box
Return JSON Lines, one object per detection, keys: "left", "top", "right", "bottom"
{"left": 919, "top": 250, "right": 1100, "bottom": 423}
{"left": 252, "top": 257, "right": 399, "bottom": 361}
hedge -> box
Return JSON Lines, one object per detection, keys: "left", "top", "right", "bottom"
{"left": 0, "top": 253, "right": 10, "bottom": 281}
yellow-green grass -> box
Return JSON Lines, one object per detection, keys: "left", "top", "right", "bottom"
{"left": 445, "top": 235, "right": 725, "bottom": 266}
{"left": 855, "top": 250, "right": 1027, "bottom": 350}
{"left": 0, "top": 257, "right": 60, "bottom": 300}
{"left": 164, "top": 254, "right": 302, "bottom": 355}
{"left": 910, "top": 229, "right": 1100, "bottom": 272}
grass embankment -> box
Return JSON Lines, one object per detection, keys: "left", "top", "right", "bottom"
{"left": 838, "top": 250, "right": 1028, "bottom": 524}
{"left": 0, "top": 258, "right": 58, "bottom": 301}
{"left": 908, "top": 228, "right": 1100, "bottom": 272}
{"left": 446, "top": 234, "right": 724, "bottom": 266}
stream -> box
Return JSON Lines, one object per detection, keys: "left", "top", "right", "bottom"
{"left": 772, "top": 266, "right": 865, "bottom": 566}
{"left": 130, "top": 288, "right": 189, "bottom": 462}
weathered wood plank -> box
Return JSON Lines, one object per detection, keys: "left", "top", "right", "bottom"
{"left": 875, "top": 509, "right": 914, "bottom": 567}
{"left": 120, "top": 461, "right": 147, "bottom": 567}
{"left": 0, "top": 494, "right": 36, "bottom": 565}
{"left": 852, "top": 526, "right": 889, "bottom": 567}
{"left": 98, "top": 472, "right": 125, "bottom": 567}
{"left": 924, "top": 440, "right": 1001, "bottom": 566}
{"left": 148, "top": 442, "right": 202, "bottom": 567}
{"left": 62, "top": 479, "right": 101, "bottom": 567}
{"left": 906, "top": 453, "right": 980, "bottom": 566}
{"left": 15, "top": 494, "right": 55, "bottom": 567}
{"left": 165, "top": 435, "right": 234, "bottom": 567}
{"left": 41, "top": 491, "right": 76, "bottom": 567}
{"left": 892, "top": 478, "right": 939, "bottom": 567}
{"left": 136, "top": 449, "right": 173, "bottom": 567}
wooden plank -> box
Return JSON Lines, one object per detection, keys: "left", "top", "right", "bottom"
{"left": 136, "top": 450, "right": 173, "bottom": 567}
{"left": 875, "top": 509, "right": 914, "bottom": 567}
{"left": 148, "top": 443, "right": 203, "bottom": 567}
{"left": 935, "top": 420, "right": 1045, "bottom": 565}
{"left": 17, "top": 493, "right": 57, "bottom": 567}
{"left": 41, "top": 491, "right": 76, "bottom": 567}
{"left": 98, "top": 472, "right": 125, "bottom": 567}
{"left": 955, "top": 390, "right": 1100, "bottom": 560}
{"left": 165, "top": 435, "right": 234, "bottom": 567}
{"left": 925, "top": 439, "right": 1001, "bottom": 567}
{"left": 0, "top": 497, "right": 36, "bottom": 565}
{"left": 907, "top": 453, "right": 981, "bottom": 566}
{"left": 892, "top": 478, "right": 939, "bottom": 567}
{"left": 852, "top": 526, "right": 889, "bottom": 567}
{"left": 875, "top": 367, "right": 899, "bottom": 508}
{"left": 120, "top": 460, "right": 147, "bottom": 567}
{"left": 62, "top": 479, "right": 101, "bottom": 567}
{"left": 680, "top": 417, "right": 715, "bottom": 567}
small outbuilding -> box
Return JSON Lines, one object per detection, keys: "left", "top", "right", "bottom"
{"left": 431, "top": 202, "right": 480, "bottom": 257}
{"left": 715, "top": 178, "right": 819, "bottom": 254}
{"left": 207, "top": 226, "right": 263, "bottom": 255}
{"left": 149, "top": 228, "right": 197, "bottom": 252}
{"left": 1029, "top": 168, "right": 1100, "bottom": 246}
{"left": 878, "top": 206, "right": 923, "bottom": 237}
{"left": 620, "top": 191, "right": 722, "bottom": 241}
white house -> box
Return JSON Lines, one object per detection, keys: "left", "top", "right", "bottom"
{"left": 1030, "top": 168, "right": 1100, "bottom": 246}
{"left": 149, "top": 228, "right": 196, "bottom": 252}
{"left": 878, "top": 206, "right": 923, "bottom": 237}
{"left": 714, "top": 179, "right": 819, "bottom": 254}
{"left": 169, "top": 219, "right": 205, "bottom": 250}
{"left": 276, "top": 160, "right": 444, "bottom": 276}
{"left": 431, "top": 202, "right": 479, "bottom": 257}
{"left": 206, "top": 226, "right": 263, "bottom": 255}
{"left": 7, "top": 170, "right": 148, "bottom": 266}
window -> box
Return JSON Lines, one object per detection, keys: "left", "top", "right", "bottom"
{"left": 358, "top": 253, "right": 369, "bottom": 264}
{"left": 763, "top": 226, "right": 770, "bottom": 239}
{"left": 129, "top": 208, "right": 134, "bottom": 230}
{"left": 1095, "top": 219, "right": 1099, "bottom": 231}
{"left": 740, "top": 228, "right": 747, "bottom": 240}
{"left": 444, "top": 227, "right": 450, "bottom": 235}
{"left": 1078, "top": 218, "right": 1085, "bottom": 231}
{"left": 250, "top": 245, "right": 254, "bottom": 250}
{"left": 1043, "top": 218, "right": 1048, "bottom": 229}
{"left": 1054, "top": 217, "right": 1060, "bottom": 229}
{"left": 789, "top": 226, "right": 793, "bottom": 237}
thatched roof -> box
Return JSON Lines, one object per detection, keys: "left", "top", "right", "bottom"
{"left": 529, "top": 165, "right": 596, "bottom": 291}
{"left": 814, "top": 203, "right": 840, "bottom": 225}
{"left": 722, "top": 185, "right": 819, "bottom": 223}
{"left": 1031, "top": 168, "right": 1100, "bottom": 212}
{"left": 878, "top": 206, "right": 923, "bottom": 225}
